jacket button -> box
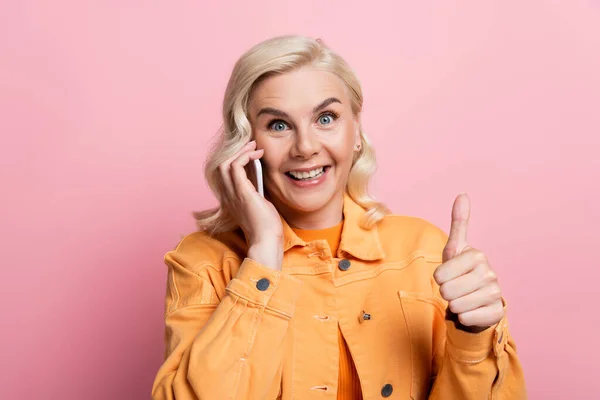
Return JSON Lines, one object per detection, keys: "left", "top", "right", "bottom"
{"left": 338, "top": 259, "right": 351, "bottom": 271}
{"left": 381, "top": 383, "right": 393, "bottom": 397}
{"left": 256, "top": 278, "right": 270, "bottom": 291}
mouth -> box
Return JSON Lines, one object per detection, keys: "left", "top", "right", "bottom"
{"left": 285, "top": 166, "right": 330, "bottom": 181}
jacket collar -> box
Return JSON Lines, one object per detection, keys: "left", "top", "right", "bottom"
{"left": 281, "top": 194, "right": 386, "bottom": 261}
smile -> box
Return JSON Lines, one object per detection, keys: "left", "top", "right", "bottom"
{"left": 286, "top": 166, "right": 328, "bottom": 181}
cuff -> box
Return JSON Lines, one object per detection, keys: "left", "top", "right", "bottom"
{"left": 226, "top": 258, "right": 303, "bottom": 318}
{"left": 445, "top": 298, "right": 509, "bottom": 362}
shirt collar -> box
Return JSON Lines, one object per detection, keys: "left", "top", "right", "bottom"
{"left": 281, "top": 194, "right": 386, "bottom": 261}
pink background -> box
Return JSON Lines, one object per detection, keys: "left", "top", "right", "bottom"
{"left": 1, "top": 1, "right": 599, "bottom": 399}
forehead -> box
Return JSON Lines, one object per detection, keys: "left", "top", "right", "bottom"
{"left": 249, "top": 67, "right": 349, "bottom": 114}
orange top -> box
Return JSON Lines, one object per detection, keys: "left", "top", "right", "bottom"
{"left": 152, "top": 195, "right": 526, "bottom": 399}
{"left": 292, "top": 222, "right": 363, "bottom": 400}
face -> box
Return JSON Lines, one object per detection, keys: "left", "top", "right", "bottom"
{"left": 248, "top": 66, "right": 361, "bottom": 217}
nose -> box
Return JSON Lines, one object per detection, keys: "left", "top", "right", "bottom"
{"left": 290, "top": 127, "right": 321, "bottom": 159}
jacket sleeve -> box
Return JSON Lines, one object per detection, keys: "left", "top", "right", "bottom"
{"left": 425, "top": 223, "right": 527, "bottom": 399}
{"left": 428, "top": 299, "right": 527, "bottom": 399}
{"left": 151, "top": 248, "right": 303, "bottom": 400}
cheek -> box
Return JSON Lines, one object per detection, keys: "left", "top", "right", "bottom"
{"left": 255, "top": 138, "right": 285, "bottom": 174}
{"left": 336, "top": 151, "right": 356, "bottom": 169}
{"left": 330, "top": 128, "right": 358, "bottom": 165}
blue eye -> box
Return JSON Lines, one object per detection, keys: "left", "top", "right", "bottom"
{"left": 269, "top": 121, "right": 288, "bottom": 132}
{"left": 318, "top": 113, "right": 336, "bottom": 125}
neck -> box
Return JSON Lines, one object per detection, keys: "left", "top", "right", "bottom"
{"left": 273, "top": 192, "right": 345, "bottom": 230}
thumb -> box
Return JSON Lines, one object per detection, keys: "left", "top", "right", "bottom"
{"left": 442, "top": 193, "right": 471, "bottom": 262}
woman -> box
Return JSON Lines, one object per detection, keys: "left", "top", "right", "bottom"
{"left": 152, "top": 35, "right": 526, "bottom": 399}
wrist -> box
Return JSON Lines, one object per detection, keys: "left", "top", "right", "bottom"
{"left": 248, "top": 240, "right": 283, "bottom": 271}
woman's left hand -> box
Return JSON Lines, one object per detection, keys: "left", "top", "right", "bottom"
{"left": 433, "top": 193, "right": 504, "bottom": 332}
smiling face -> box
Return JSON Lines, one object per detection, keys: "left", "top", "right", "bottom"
{"left": 248, "top": 66, "right": 361, "bottom": 226}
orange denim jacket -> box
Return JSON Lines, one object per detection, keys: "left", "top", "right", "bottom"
{"left": 152, "top": 196, "right": 526, "bottom": 399}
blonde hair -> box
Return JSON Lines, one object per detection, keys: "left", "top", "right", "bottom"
{"left": 195, "top": 35, "right": 390, "bottom": 233}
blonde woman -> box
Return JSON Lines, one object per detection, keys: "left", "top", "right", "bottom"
{"left": 152, "top": 36, "right": 526, "bottom": 399}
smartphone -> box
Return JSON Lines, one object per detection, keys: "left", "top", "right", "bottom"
{"left": 252, "top": 159, "right": 264, "bottom": 197}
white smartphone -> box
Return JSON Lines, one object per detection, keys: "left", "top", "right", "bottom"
{"left": 252, "top": 159, "right": 264, "bottom": 197}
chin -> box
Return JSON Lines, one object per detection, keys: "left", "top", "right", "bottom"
{"left": 288, "top": 198, "right": 328, "bottom": 213}
{"left": 266, "top": 171, "right": 343, "bottom": 214}
{"left": 282, "top": 189, "right": 338, "bottom": 213}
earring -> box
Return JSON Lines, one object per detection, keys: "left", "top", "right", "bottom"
{"left": 355, "top": 144, "right": 361, "bottom": 151}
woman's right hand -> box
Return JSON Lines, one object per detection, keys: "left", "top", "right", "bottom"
{"left": 219, "top": 140, "right": 284, "bottom": 270}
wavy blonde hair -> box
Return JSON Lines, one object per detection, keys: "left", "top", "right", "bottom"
{"left": 195, "top": 35, "right": 390, "bottom": 233}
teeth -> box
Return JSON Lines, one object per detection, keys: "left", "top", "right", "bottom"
{"left": 289, "top": 167, "right": 325, "bottom": 180}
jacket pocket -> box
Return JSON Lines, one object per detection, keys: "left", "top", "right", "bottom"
{"left": 398, "top": 291, "right": 446, "bottom": 400}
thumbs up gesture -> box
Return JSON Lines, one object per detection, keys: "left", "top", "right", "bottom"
{"left": 433, "top": 193, "right": 504, "bottom": 332}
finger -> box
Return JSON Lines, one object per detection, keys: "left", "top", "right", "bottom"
{"left": 443, "top": 193, "right": 471, "bottom": 262}
{"left": 231, "top": 149, "right": 264, "bottom": 197}
{"left": 219, "top": 141, "right": 257, "bottom": 198}
{"left": 434, "top": 248, "right": 485, "bottom": 285}
{"left": 224, "top": 140, "right": 257, "bottom": 166}
{"left": 219, "top": 163, "right": 235, "bottom": 200}
{"left": 457, "top": 300, "right": 504, "bottom": 327}
{"left": 448, "top": 282, "right": 502, "bottom": 314}
{"left": 439, "top": 264, "right": 488, "bottom": 301}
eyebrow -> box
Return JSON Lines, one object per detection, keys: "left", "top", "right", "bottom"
{"left": 256, "top": 97, "right": 342, "bottom": 119}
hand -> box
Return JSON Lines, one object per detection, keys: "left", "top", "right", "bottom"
{"left": 219, "top": 140, "right": 283, "bottom": 269}
{"left": 433, "top": 193, "right": 504, "bottom": 332}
